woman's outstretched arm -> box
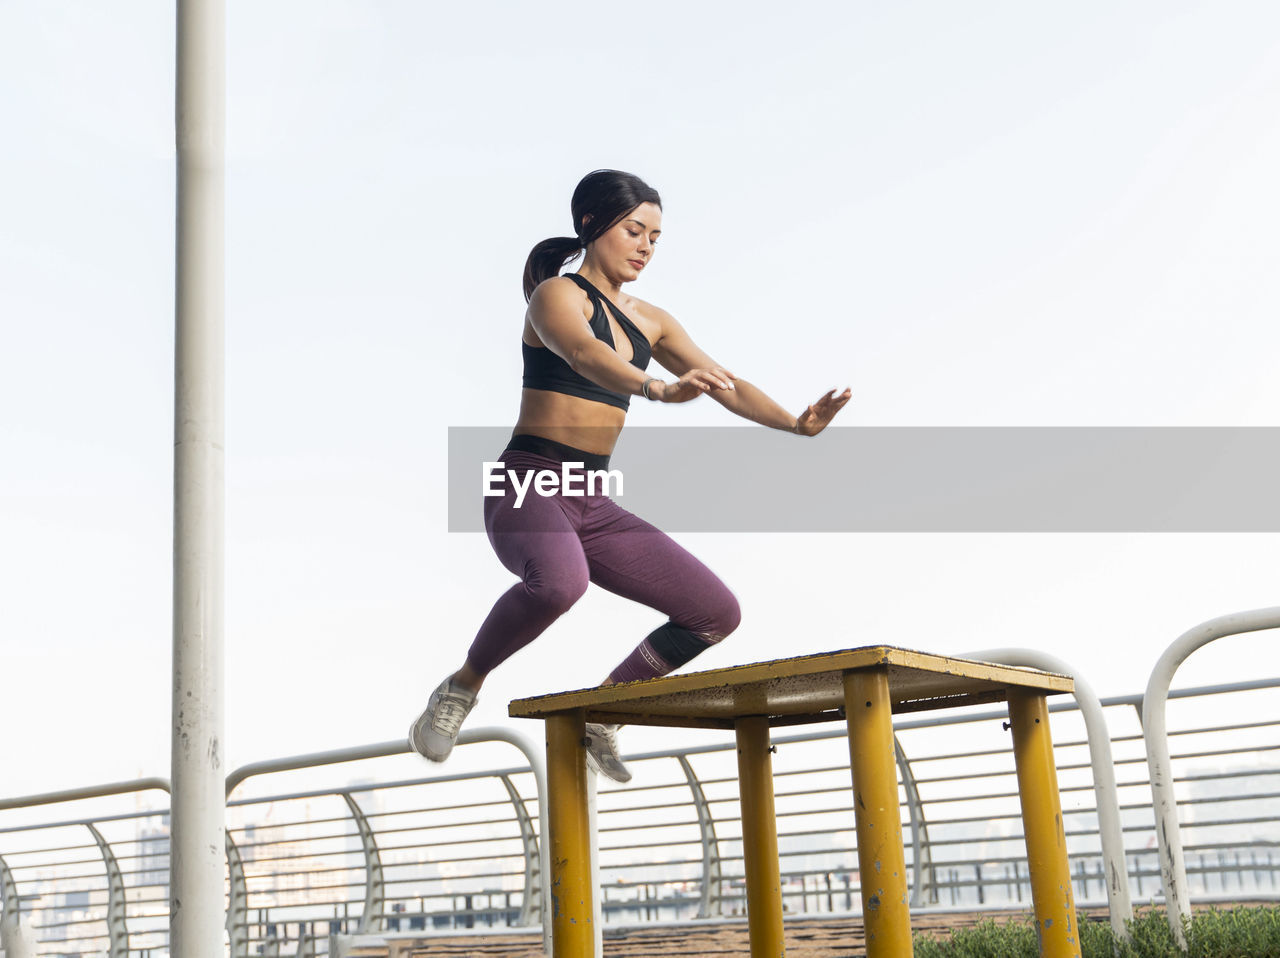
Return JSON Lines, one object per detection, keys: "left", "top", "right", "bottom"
{"left": 648, "top": 303, "right": 851, "bottom": 435}
{"left": 719, "top": 381, "right": 852, "bottom": 435}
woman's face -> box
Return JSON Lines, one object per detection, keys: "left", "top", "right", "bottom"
{"left": 589, "top": 202, "right": 663, "bottom": 283}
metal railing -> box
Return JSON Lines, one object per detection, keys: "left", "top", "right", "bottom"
{"left": 584, "top": 678, "right": 1279, "bottom": 923}
{"left": 2, "top": 671, "right": 1278, "bottom": 955}
{"left": 221, "top": 727, "right": 549, "bottom": 957}
{"left": 0, "top": 781, "right": 173, "bottom": 957}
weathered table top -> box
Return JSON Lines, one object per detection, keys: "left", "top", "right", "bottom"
{"left": 509, "top": 645, "right": 1073, "bottom": 729}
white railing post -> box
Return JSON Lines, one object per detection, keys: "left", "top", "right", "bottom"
{"left": 965, "top": 648, "right": 1133, "bottom": 941}
{"left": 1143, "top": 606, "right": 1280, "bottom": 947}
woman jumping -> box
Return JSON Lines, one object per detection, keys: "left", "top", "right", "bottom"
{"left": 410, "top": 170, "right": 850, "bottom": 782}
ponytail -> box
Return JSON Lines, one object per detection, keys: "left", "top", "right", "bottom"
{"left": 523, "top": 237, "right": 584, "bottom": 302}
{"left": 521, "top": 170, "right": 662, "bottom": 302}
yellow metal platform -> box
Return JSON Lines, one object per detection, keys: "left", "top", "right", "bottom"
{"left": 510, "top": 646, "right": 1081, "bottom": 958}
{"left": 509, "top": 645, "right": 1073, "bottom": 727}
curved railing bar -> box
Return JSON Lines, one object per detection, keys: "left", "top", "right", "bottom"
{"left": 0, "top": 854, "right": 21, "bottom": 951}
{"left": 0, "top": 778, "right": 171, "bottom": 811}
{"left": 676, "top": 755, "right": 723, "bottom": 918}
{"left": 892, "top": 737, "right": 933, "bottom": 907}
{"left": 225, "top": 760, "right": 534, "bottom": 808}
{"left": 225, "top": 741, "right": 408, "bottom": 797}
{"left": 0, "top": 854, "right": 17, "bottom": 922}
{"left": 86, "top": 823, "right": 129, "bottom": 958}
{"left": 225, "top": 832, "right": 249, "bottom": 957}
{"left": 965, "top": 647, "right": 1133, "bottom": 942}
{"left": 0, "top": 901, "right": 35, "bottom": 958}
{"left": 498, "top": 772, "right": 542, "bottom": 927}
{"left": 1143, "top": 606, "right": 1280, "bottom": 947}
{"left": 341, "top": 793, "right": 385, "bottom": 934}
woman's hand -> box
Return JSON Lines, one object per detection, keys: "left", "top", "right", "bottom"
{"left": 656, "top": 367, "right": 737, "bottom": 403}
{"left": 793, "top": 387, "right": 852, "bottom": 436}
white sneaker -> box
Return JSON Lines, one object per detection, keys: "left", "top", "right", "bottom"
{"left": 409, "top": 678, "right": 478, "bottom": 762}
{"left": 584, "top": 723, "right": 632, "bottom": 783}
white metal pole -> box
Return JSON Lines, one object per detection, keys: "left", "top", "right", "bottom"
{"left": 1143, "top": 606, "right": 1280, "bottom": 948}
{"left": 171, "top": 0, "right": 226, "bottom": 955}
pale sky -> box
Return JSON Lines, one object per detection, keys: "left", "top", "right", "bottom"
{"left": 3, "top": 1, "right": 1279, "bottom": 800}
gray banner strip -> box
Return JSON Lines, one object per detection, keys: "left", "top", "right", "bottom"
{"left": 448, "top": 427, "right": 1280, "bottom": 532}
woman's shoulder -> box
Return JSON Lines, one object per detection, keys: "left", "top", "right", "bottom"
{"left": 527, "top": 275, "right": 593, "bottom": 324}
{"left": 531, "top": 273, "right": 584, "bottom": 299}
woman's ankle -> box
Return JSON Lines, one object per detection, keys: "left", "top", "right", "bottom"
{"left": 451, "top": 663, "right": 485, "bottom": 693}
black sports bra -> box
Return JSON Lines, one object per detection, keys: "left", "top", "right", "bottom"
{"left": 521, "top": 273, "right": 653, "bottom": 411}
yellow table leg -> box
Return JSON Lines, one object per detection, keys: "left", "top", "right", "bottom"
{"left": 735, "top": 715, "right": 786, "bottom": 958}
{"left": 546, "top": 710, "right": 593, "bottom": 958}
{"left": 844, "top": 668, "right": 913, "bottom": 957}
{"left": 1008, "top": 689, "right": 1080, "bottom": 958}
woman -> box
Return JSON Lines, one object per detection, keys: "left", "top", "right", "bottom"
{"left": 410, "top": 170, "right": 850, "bottom": 782}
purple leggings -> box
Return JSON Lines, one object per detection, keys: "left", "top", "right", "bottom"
{"left": 466, "top": 440, "right": 740, "bottom": 683}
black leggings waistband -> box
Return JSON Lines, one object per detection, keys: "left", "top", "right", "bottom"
{"left": 505, "top": 433, "right": 612, "bottom": 472}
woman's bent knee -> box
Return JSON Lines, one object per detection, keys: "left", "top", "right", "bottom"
{"left": 703, "top": 589, "right": 741, "bottom": 643}
{"left": 524, "top": 566, "right": 589, "bottom": 616}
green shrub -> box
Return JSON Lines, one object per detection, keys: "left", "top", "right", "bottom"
{"left": 1185, "top": 905, "right": 1280, "bottom": 958}
{"left": 1114, "top": 910, "right": 1180, "bottom": 958}
{"left": 911, "top": 905, "right": 1280, "bottom": 957}
{"left": 913, "top": 917, "right": 1040, "bottom": 958}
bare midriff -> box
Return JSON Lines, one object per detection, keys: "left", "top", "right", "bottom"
{"left": 514, "top": 387, "right": 627, "bottom": 456}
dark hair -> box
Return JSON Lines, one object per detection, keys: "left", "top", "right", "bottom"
{"left": 522, "top": 169, "right": 663, "bottom": 301}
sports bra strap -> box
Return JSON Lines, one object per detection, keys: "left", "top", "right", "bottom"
{"left": 564, "top": 273, "right": 646, "bottom": 340}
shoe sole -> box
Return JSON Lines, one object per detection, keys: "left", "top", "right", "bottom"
{"left": 584, "top": 735, "right": 632, "bottom": 784}
{"left": 587, "top": 758, "right": 632, "bottom": 784}
{"left": 408, "top": 714, "right": 450, "bottom": 763}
